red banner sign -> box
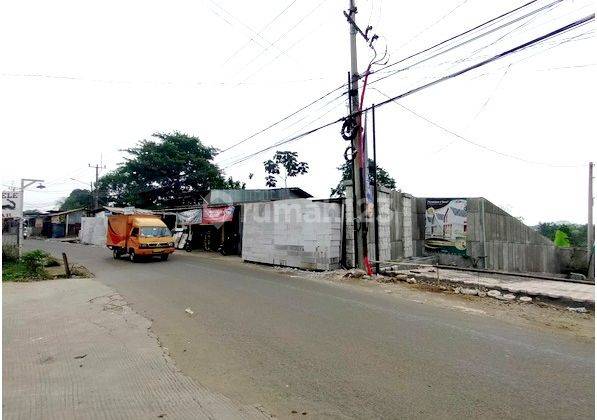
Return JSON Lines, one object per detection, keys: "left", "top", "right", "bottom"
{"left": 202, "top": 205, "right": 234, "bottom": 224}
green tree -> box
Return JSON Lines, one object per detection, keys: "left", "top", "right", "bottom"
{"left": 537, "top": 222, "right": 588, "bottom": 248}
{"left": 97, "top": 132, "right": 242, "bottom": 208}
{"left": 553, "top": 229, "right": 572, "bottom": 248}
{"left": 263, "top": 151, "right": 309, "bottom": 188}
{"left": 330, "top": 159, "right": 396, "bottom": 197}
{"left": 58, "top": 189, "right": 92, "bottom": 211}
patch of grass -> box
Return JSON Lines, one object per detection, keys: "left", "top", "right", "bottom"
{"left": 2, "top": 260, "right": 44, "bottom": 281}
{"left": 2, "top": 249, "right": 52, "bottom": 281}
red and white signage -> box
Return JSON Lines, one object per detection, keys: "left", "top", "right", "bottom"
{"left": 202, "top": 205, "right": 234, "bottom": 224}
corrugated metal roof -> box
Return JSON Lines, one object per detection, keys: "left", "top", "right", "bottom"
{"left": 206, "top": 188, "right": 312, "bottom": 205}
{"left": 41, "top": 208, "right": 86, "bottom": 217}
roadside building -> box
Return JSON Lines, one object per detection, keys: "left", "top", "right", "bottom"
{"left": 28, "top": 208, "right": 88, "bottom": 238}
{"left": 168, "top": 188, "right": 313, "bottom": 255}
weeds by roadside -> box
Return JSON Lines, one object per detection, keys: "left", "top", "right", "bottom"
{"left": 2, "top": 249, "right": 59, "bottom": 281}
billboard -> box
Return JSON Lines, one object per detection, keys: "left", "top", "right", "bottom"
{"left": 424, "top": 198, "right": 467, "bottom": 256}
{"left": 2, "top": 190, "right": 22, "bottom": 219}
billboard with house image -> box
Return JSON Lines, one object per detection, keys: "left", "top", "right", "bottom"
{"left": 424, "top": 198, "right": 467, "bottom": 256}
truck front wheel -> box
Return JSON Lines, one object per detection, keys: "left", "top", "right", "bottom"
{"left": 129, "top": 249, "right": 137, "bottom": 262}
{"left": 160, "top": 254, "right": 169, "bottom": 261}
{"left": 113, "top": 249, "right": 121, "bottom": 260}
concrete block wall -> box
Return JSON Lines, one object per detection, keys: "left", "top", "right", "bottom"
{"left": 414, "top": 197, "right": 560, "bottom": 274}
{"left": 242, "top": 199, "right": 342, "bottom": 270}
{"left": 470, "top": 198, "right": 559, "bottom": 273}
{"left": 344, "top": 183, "right": 392, "bottom": 267}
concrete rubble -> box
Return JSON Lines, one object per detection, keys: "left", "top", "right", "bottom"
{"left": 382, "top": 266, "right": 594, "bottom": 307}
{"left": 567, "top": 307, "right": 588, "bottom": 313}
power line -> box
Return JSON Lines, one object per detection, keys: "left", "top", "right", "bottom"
{"left": 441, "top": 2, "right": 594, "bottom": 73}
{"left": 371, "top": 87, "right": 583, "bottom": 168}
{"left": 397, "top": 0, "right": 471, "bottom": 49}
{"left": 362, "top": 13, "right": 594, "bottom": 113}
{"left": 466, "top": 65, "right": 511, "bottom": 126}
{"left": 365, "top": 0, "right": 564, "bottom": 87}
{"left": 233, "top": 0, "right": 328, "bottom": 84}
{"left": 218, "top": 94, "right": 344, "bottom": 167}
{"left": 222, "top": 0, "right": 298, "bottom": 65}
{"left": 0, "top": 72, "right": 333, "bottom": 87}
{"left": 465, "top": 27, "right": 594, "bottom": 78}
{"left": 217, "top": 83, "right": 347, "bottom": 154}
{"left": 217, "top": 1, "right": 551, "bottom": 157}
{"left": 368, "top": 0, "right": 542, "bottom": 77}
{"left": 222, "top": 117, "right": 343, "bottom": 169}
{"left": 222, "top": 14, "right": 593, "bottom": 170}
{"left": 206, "top": 0, "right": 295, "bottom": 64}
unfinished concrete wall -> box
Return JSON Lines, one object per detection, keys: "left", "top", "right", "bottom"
{"left": 413, "top": 198, "right": 427, "bottom": 257}
{"left": 242, "top": 199, "right": 342, "bottom": 270}
{"left": 414, "top": 197, "right": 560, "bottom": 274}
{"left": 387, "top": 191, "right": 416, "bottom": 260}
{"left": 344, "top": 183, "right": 391, "bottom": 267}
{"left": 469, "top": 198, "right": 559, "bottom": 273}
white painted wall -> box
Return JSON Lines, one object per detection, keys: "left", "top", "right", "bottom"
{"left": 79, "top": 212, "right": 107, "bottom": 246}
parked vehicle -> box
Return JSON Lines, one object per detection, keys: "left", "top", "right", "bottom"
{"left": 106, "top": 214, "right": 175, "bottom": 262}
{"left": 218, "top": 232, "right": 239, "bottom": 256}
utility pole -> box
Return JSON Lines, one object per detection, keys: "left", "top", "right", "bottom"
{"left": 347, "top": 0, "right": 366, "bottom": 269}
{"left": 89, "top": 162, "right": 106, "bottom": 210}
{"left": 588, "top": 161, "right": 594, "bottom": 279}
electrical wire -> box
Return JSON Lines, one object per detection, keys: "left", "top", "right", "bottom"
{"left": 371, "top": 87, "right": 583, "bottom": 168}
{"left": 362, "top": 14, "right": 594, "bottom": 114}
{"left": 217, "top": 1, "right": 552, "bottom": 157}
{"left": 233, "top": 0, "right": 328, "bottom": 84}
{"left": 206, "top": 0, "right": 296, "bottom": 65}
{"left": 397, "top": 0, "right": 471, "bottom": 50}
{"left": 216, "top": 96, "right": 345, "bottom": 167}
{"left": 366, "top": 0, "right": 542, "bottom": 78}
{"left": 365, "top": 0, "right": 564, "bottom": 88}
{"left": 222, "top": 0, "right": 298, "bottom": 66}
{"left": 217, "top": 92, "right": 347, "bottom": 167}
{"left": 222, "top": 14, "right": 593, "bottom": 170}
{"left": 217, "top": 83, "right": 347, "bottom": 154}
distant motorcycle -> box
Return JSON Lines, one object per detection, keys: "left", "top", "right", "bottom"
{"left": 218, "top": 233, "right": 238, "bottom": 256}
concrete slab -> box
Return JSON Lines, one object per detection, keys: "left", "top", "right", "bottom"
{"left": 2, "top": 278, "right": 266, "bottom": 419}
{"left": 400, "top": 268, "right": 594, "bottom": 305}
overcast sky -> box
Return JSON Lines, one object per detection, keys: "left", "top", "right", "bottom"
{"left": 1, "top": 0, "right": 595, "bottom": 224}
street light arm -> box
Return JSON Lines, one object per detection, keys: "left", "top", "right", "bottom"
{"left": 21, "top": 179, "right": 45, "bottom": 190}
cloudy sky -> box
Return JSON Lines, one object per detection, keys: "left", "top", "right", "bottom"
{"left": 1, "top": 0, "right": 594, "bottom": 224}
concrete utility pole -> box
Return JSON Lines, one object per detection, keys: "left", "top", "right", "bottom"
{"left": 89, "top": 162, "right": 106, "bottom": 210}
{"left": 347, "top": 0, "right": 366, "bottom": 269}
{"left": 18, "top": 178, "right": 45, "bottom": 257}
{"left": 588, "top": 161, "right": 594, "bottom": 279}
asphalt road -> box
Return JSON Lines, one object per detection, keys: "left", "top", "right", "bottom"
{"left": 26, "top": 240, "right": 594, "bottom": 419}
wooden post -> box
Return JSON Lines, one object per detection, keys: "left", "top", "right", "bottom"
{"left": 62, "top": 252, "right": 71, "bottom": 278}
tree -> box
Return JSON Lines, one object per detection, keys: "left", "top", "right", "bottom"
{"left": 97, "top": 132, "right": 242, "bottom": 208}
{"left": 58, "top": 189, "right": 92, "bottom": 211}
{"left": 330, "top": 159, "right": 397, "bottom": 197}
{"left": 553, "top": 229, "right": 572, "bottom": 248}
{"left": 537, "top": 222, "right": 588, "bottom": 248}
{"left": 263, "top": 151, "right": 309, "bottom": 188}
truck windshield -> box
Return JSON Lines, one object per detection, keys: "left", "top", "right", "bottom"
{"left": 140, "top": 227, "right": 171, "bottom": 237}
